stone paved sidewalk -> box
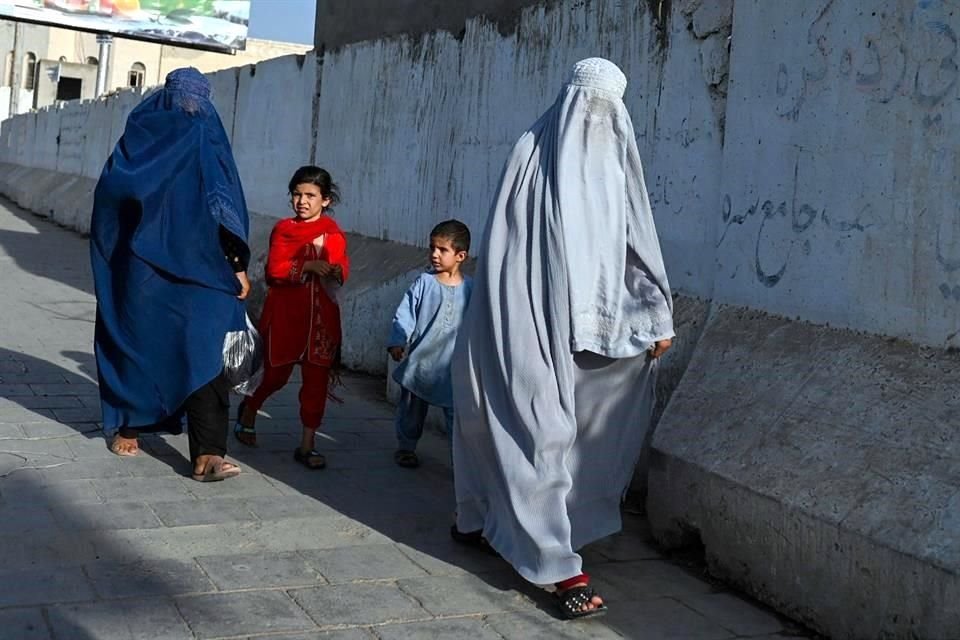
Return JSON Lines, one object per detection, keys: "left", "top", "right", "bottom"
{"left": 0, "top": 196, "right": 811, "bottom": 639}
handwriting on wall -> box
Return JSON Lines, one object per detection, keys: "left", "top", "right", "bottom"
{"left": 776, "top": 0, "right": 960, "bottom": 120}
{"left": 719, "top": 191, "right": 876, "bottom": 288}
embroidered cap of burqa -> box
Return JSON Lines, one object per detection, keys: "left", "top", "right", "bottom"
{"left": 452, "top": 58, "right": 675, "bottom": 585}
{"left": 91, "top": 68, "right": 249, "bottom": 432}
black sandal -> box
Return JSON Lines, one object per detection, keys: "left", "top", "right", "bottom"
{"left": 293, "top": 448, "right": 326, "bottom": 469}
{"left": 394, "top": 449, "right": 420, "bottom": 468}
{"left": 233, "top": 401, "right": 257, "bottom": 447}
{"left": 557, "top": 584, "right": 607, "bottom": 620}
{"left": 450, "top": 525, "right": 499, "bottom": 556}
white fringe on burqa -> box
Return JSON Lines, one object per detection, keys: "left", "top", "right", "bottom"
{"left": 452, "top": 58, "right": 675, "bottom": 586}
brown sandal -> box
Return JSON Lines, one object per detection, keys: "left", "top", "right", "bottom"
{"left": 191, "top": 457, "right": 242, "bottom": 482}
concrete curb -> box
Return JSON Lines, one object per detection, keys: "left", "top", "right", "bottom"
{"left": 647, "top": 305, "right": 960, "bottom": 640}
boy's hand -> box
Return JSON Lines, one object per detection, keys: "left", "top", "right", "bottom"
{"left": 235, "top": 271, "right": 251, "bottom": 300}
{"left": 388, "top": 346, "right": 405, "bottom": 362}
{"left": 648, "top": 338, "right": 672, "bottom": 359}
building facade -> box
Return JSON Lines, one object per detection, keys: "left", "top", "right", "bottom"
{"left": 1, "top": 19, "right": 311, "bottom": 120}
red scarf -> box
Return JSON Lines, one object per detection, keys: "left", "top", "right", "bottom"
{"left": 259, "top": 215, "right": 350, "bottom": 367}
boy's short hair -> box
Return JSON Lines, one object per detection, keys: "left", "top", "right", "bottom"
{"left": 431, "top": 219, "right": 471, "bottom": 253}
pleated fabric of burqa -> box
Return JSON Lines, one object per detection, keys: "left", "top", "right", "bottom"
{"left": 452, "top": 58, "right": 675, "bottom": 586}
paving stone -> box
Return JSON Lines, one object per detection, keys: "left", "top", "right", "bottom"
{"left": 397, "top": 575, "right": 531, "bottom": 617}
{"left": 590, "top": 560, "right": 715, "bottom": 602}
{"left": 30, "top": 382, "right": 100, "bottom": 396}
{"left": 0, "top": 395, "right": 83, "bottom": 409}
{"left": 600, "top": 597, "right": 735, "bottom": 640}
{"left": 22, "top": 421, "right": 99, "bottom": 437}
{"left": 0, "top": 503, "right": 58, "bottom": 534}
{"left": 376, "top": 618, "right": 504, "bottom": 640}
{"left": 0, "top": 529, "right": 100, "bottom": 571}
{"left": 681, "top": 592, "right": 785, "bottom": 636}
{"left": 0, "top": 607, "right": 51, "bottom": 639}
{"left": 84, "top": 558, "right": 214, "bottom": 599}
{"left": 0, "top": 383, "right": 35, "bottom": 397}
{"left": 396, "top": 540, "right": 510, "bottom": 577}
{"left": 46, "top": 599, "right": 192, "bottom": 640}
{"left": 240, "top": 631, "right": 375, "bottom": 640}
{"left": 485, "top": 611, "right": 625, "bottom": 639}
{"left": 92, "top": 476, "right": 195, "bottom": 503}
{"left": 196, "top": 551, "right": 324, "bottom": 589}
{"left": 244, "top": 494, "right": 342, "bottom": 521}
{"left": 151, "top": 498, "right": 257, "bottom": 527}
{"left": 187, "top": 471, "right": 285, "bottom": 499}
{"left": 54, "top": 501, "right": 162, "bottom": 530}
{"left": 300, "top": 544, "right": 430, "bottom": 583}
{"left": 176, "top": 590, "right": 317, "bottom": 639}
{"left": 0, "top": 566, "right": 94, "bottom": 607}
{"left": 38, "top": 458, "right": 128, "bottom": 482}
{"left": 290, "top": 583, "right": 429, "bottom": 626}
{"left": 0, "top": 407, "right": 56, "bottom": 422}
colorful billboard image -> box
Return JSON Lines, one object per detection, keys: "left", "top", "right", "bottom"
{"left": 0, "top": 0, "right": 251, "bottom": 52}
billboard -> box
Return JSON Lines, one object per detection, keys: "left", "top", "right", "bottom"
{"left": 0, "top": 1, "right": 251, "bottom": 53}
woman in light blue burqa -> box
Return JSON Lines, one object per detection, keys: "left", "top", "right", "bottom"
{"left": 91, "top": 68, "right": 251, "bottom": 481}
{"left": 452, "top": 58, "right": 674, "bottom": 619}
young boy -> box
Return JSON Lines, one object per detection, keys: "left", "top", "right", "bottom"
{"left": 387, "top": 220, "right": 473, "bottom": 468}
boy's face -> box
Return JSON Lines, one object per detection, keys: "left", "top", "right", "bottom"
{"left": 430, "top": 236, "right": 467, "bottom": 274}
{"left": 290, "top": 183, "right": 330, "bottom": 222}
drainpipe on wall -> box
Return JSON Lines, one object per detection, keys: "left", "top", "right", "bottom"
{"left": 95, "top": 33, "right": 112, "bottom": 97}
{"left": 9, "top": 22, "right": 21, "bottom": 115}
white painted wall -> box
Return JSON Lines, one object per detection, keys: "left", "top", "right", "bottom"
{"left": 2, "top": 0, "right": 959, "bottom": 348}
{"left": 0, "top": 54, "right": 315, "bottom": 220}
{"left": 715, "top": 0, "right": 960, "bottom": 346}
{"left": 315, "top": 0, "right": 725, "bottom": 296}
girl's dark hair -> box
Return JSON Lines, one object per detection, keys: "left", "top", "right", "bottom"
{"left": 288, "top": 166, "right": 341, "bottom": 207}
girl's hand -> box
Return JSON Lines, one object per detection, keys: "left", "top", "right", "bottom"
{"left": 648, "top": 338, "right": 672, "bottom": 359}
{"left": 304, "top": 260, "right": 335, "bottom": 278}
{"left": 235, "top": 271, "right": 251, "bottom": 300}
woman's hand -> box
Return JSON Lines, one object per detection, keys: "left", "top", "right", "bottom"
{"left": 648, "top": 338, "right": 672, "bottom": 359}
{"left": 388, "top": 346, "right": 405, "bottom": 362}
{"left": 235, "top": 271, "right": 251, "bottom": 300}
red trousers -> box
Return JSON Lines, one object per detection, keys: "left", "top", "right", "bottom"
{"left": 245, "top": 359, "right": 330, "bottom": 432}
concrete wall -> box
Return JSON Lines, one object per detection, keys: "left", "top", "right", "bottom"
{"left": 2, "top": 2, "right": 960, "bottom": 636}
{"left": 315, "top": 0, "right": 553, "bottom": 50}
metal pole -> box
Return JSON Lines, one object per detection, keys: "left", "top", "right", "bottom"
{"left": 95, "top": 34, "right": 113, "bottom": 97}
{"left": 9, "top": 22, "right": 21, "bottom": 115}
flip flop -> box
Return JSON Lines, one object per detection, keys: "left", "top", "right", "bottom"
{"left": 233, "top": 421, "right": 257, "bottom": 447}
{"left": 191, "top": 458, "right": 242, "bottom": 482}
{"left": 293, "top": 448, "right": 326, "bottom": 470}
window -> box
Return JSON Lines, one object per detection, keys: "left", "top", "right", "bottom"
{"left": 128, "top": 62, "right": 145, "bottom": 88}
{"left": 24, "top": 52, "right": 36, "bottom": 91}
{"left": 86, "top": 56, "right": 98, "bottom": 66}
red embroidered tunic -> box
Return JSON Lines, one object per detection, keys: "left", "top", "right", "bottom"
{"left": 258, "top": 216, "right": 350, "bottom": 368}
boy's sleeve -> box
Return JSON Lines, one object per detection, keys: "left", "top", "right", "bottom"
{"left": 387, "top": 276, "right": 423, "bottom": 348}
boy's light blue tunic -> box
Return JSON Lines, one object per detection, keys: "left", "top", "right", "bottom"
{"left": 388, "top": 272, "right": 473, "bottom": 408}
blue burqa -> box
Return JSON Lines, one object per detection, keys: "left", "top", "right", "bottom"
{"left": 91, "top": 68, "right": 249, "bottom": 433}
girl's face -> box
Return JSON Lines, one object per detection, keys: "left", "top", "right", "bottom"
{"left": 290, "top": 182, "right": 330, "bottom": 222}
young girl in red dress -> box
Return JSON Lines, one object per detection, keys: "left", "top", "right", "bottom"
{"left": 234, "top": 166, "right": 349, "bottom": 469}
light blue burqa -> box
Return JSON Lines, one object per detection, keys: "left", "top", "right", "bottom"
{"left": 452, "top": 58, "right": 674, "bottom": 585}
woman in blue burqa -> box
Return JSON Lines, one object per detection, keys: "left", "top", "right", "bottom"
{"left": 91, "top": 68, "right": 251, "bottom": 482}
{"left": 452, "top": 58, "right": 675, "bottom": 619}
